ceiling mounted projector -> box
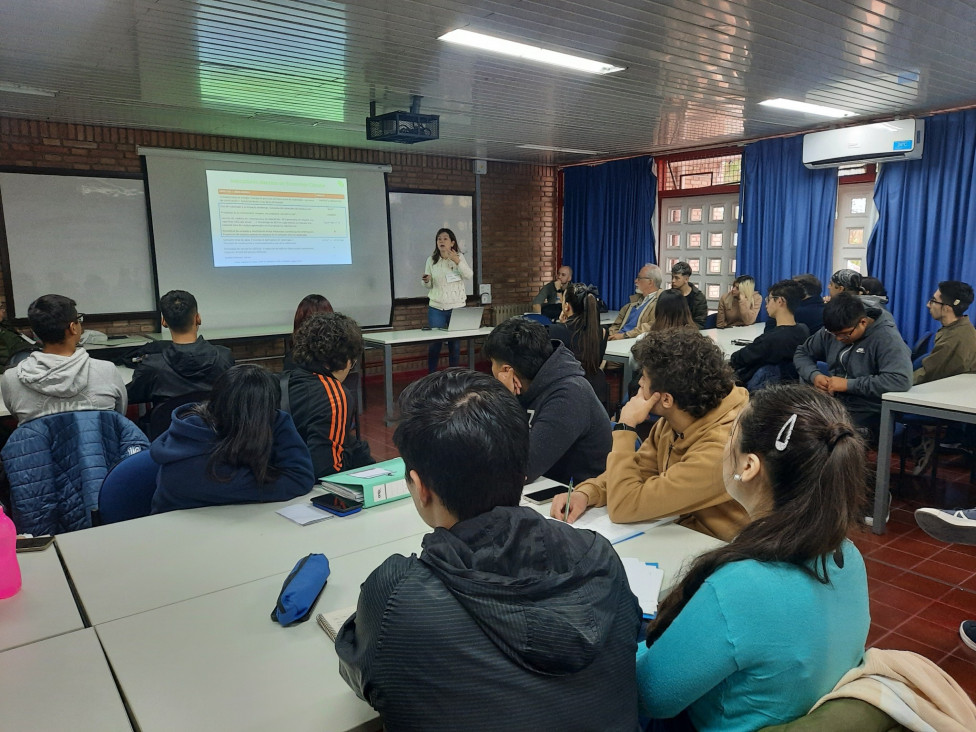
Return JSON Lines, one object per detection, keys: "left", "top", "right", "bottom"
{"left": 366, "top": 96, "right": 439, "bottom": 144}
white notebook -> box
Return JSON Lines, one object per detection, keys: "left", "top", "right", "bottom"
{"left": 316, "top": 606, "right": 357, "bottom": 642}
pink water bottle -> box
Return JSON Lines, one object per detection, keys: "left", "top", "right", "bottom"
{"left": 0, "top": 506, "right": 21, "bottom": 599}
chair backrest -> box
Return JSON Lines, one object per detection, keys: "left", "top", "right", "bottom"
{"left": 704, "top": 313, "right": 718, "bottom": 329}
{"left": 911, "top": 330, "right": 934, "bottom": 364}
{"left": 1, "top": 410, "right": 150, "bottom": 535}
{"left": 521, "top": 312, "right": 553, "bottom": 325}
{"left": 149, "top": 391, "right": 210, "bottom": 440}
{"left": 98, "top": 449, "right": 159, "bottom": 524}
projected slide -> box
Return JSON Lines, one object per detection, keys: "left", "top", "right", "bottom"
{"left": 205, "top": 170, "right": 352, "bottom": 266}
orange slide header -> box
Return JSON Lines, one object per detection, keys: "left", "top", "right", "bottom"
{"left": 218, "top": 189, "right": 345, "bottom": 200}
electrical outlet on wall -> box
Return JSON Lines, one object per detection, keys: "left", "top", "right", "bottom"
{"left": 479, "top": 283, "right": 491, "bottom": 305}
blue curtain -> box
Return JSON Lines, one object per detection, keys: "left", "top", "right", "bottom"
{"left": 867, "top": 109, "right": 976, "bottom": 344}
{"left": 562, "top": 156, "right": 656, "bottom": 309}
{"left": 738, "top": 136, "right": 837, "bottom": 295}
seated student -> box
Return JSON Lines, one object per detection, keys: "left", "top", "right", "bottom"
{"left": 484, "top": 317, "right": 611, "bottom": 485}
{"left": 826, "top": 268, "right": 862, "bottom": 301}
{"left": 553, "top": 329, "right": 749, "bottom": 541}
{"left": 794, "top": 292, "right": 912, "bottom": 439}
{"left": 127, "top": 290, "right": 234, "bottom": 405}
{"left": 560, "top": 282, "right": 610, "bottom": 410}
{"left": 335, "top": 369, "right": 640, "bottom": 732}
{"left": 150, "top": 364, "right": 314, "bottom": 513}
{"left": 716, "top": 275, "right": 762, "bottom": 328}
{"left": 730, "top": 279, "right": 810, "bottom": 390}
{"left": 1, "top": 294, "right": 126, "bottom": 423}
{"left": 670, "top": 261, "right": 708, "bottom": 328}
{"left": 0, "top": 299, "right": 32, "bottom": 370}
{"left": 860, "top": 276, "right": 889, "bottom": 309}
{"left": 531, "top": 264, "right": 572, "bottom": 319}
{"left": 637, "top": 384, "right": 869, "bottom": 731}
{"left": 284, "top": 312, "right": 373, "bottom": 477}
{"left": 608, "top": 264, "right": 662, "bottom": 340}
{"left": 789, "top": 273, "right": 826, "bottom": 334}
{"left": 914, "top": 280, "right": 976, "bottom": 385}
{"left": 283, "top": 294, "right": 335, "bottom": 371}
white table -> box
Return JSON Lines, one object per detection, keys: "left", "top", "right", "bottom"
{"left": 57, "top": 490, "right": 428, "bottom": 624}
{"left": 0, "top": 628, "right": 132, "bottom": 731}
{"left": 146, "top": 325, "right": 292, "bottom": 341}
{"left": 604, "top": 322, "right": 765, "bottom": 395}
{"left": 93, "top": 506, "right": 717, "bottom": 732}
{"left": 0, "top": 546, "right": 84, "bottom": 652}
{"left": 873, "top": 373, "right": 976, "bottom": 533}
{"left": 362, "top": 326, "right": 494, "bottom": 422}
{"left": 601, "top": 309, "right": 619, "bottom": 326}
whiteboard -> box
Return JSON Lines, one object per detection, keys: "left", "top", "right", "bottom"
{"left": 0, "top": 173, "right": 155, "bottom": 317}
{"left": 389, "top": 192, "right": 476, "bottom": 299}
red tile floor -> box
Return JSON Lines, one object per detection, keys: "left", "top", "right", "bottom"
{"left": 357, "top": 377, "right": 976, "bottom": 700}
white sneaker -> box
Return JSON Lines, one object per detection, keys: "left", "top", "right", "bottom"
{"left": 915, "top": 507, "right": 976, "bottom": 546}
{"left": 911, "top": 436, "right": 936, "bottom": 476}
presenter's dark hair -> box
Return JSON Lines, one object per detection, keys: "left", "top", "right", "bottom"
{"left": 792, "top": 274, "right": 823, "bottom": 299}
{"left": 650, "top": 289, "right": 696, "bottom": 332}
{"left": 563, "top": 283, "right": 603, "bottom": 375}
{"left": 823, "top": 292, "right": 867, "bottom": 332}
{"left": 430, "top": 228, "right": 459, "bottom": 264}
{"left": 27, "top": 294, "right": 78, "bottom": 345}
{"left": 768, "top": 279, "right": 805, "bottom": 314}
{"left": 938, "top": 280, "right": 975, "bottom": 317}
{"left": 293, "top": 294, "right": 334, "bottom": 333}
{"left": 633, "top": 329, "right": 733, "bottom": 418}
{"left": 292, "top": 312, "right": 362, "bottom": 374}
{"left": 159, "top": 290, "right": 198, "bottom": 332}
{"left": 647, "top": 384, "right": 866, "bottom": 645}
{"left": 483, "top": 317, "right": 553, "bottom": 380}
{"left": 394, "top": 369, "right": 528, "bottom": 521}
{"left": 190, "top": 364, "right": 281, "bottom": 485}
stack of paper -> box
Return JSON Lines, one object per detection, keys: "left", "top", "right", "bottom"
{"left": 620, "top": 557, "right": 664, "bottom": 618}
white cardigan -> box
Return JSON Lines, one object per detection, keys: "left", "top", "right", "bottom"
{"left": 423, "top": 253, "right": 473, "bottom": 310}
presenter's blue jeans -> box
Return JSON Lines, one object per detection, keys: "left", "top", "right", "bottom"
{"left": 427, "top": 306, "right": 460, "bottom": 372}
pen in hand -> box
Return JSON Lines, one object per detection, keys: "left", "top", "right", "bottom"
{"left": 564, "top": 480, "right": 574, "bottom": 523}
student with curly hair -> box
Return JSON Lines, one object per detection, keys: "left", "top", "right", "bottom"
{"left": 151, "top": 364, "right": 314, "bottom": 513}
{"left": 637, "top": 384, "right": 869, "bottom": 731}
{"left": 553, "top": 329, "right": 749, "bottom": 540}
{"left": 283, "top": 312, "right": 374, "bottom": 477}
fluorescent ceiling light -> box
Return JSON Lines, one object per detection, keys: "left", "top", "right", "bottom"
{"left": 759, "top": 98, "right": 855, "bottom": 118}
{"left": 518, "top": 144, "right": 606, "bottom": 155}
{"left": 0, "top": 81, "right": 57, "bottom": 97}
{"left": 439, "top": 29, "right": 625, "bottom": 75}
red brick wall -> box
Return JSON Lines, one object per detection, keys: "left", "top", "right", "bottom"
{"left": 0, "top": 116, "right": 556, "bottom": 374}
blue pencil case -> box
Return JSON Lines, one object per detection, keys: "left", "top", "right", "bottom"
{"left": 271, "top": 553, "right": 331, "bottom": 626}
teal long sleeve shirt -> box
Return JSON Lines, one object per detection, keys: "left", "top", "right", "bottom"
{"left": 637, "top": 540, "right": 869, "bottom": 732}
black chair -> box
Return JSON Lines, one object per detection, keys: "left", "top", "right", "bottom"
{"left": 704, "top": 313, "right": 718, "bottom": 329}
{"left": 148, "top": 391, "right": 211, "bottom": 440}
{"left": 910, "top": 331, "right": 934, "bottom": 362}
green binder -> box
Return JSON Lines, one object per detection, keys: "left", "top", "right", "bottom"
{"left": 319, "top": 458, "right": 409, "bottom": 508}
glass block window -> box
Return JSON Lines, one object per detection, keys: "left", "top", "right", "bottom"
{"left": 709, "top": 232, "right": 724, "bottom": 248}
{"left": 689, "top": 207, "right": 703, "bottom": 223}
{"left": 668, "top": 208, "right": 682, "bottom": 223}
{"left": 845, "top": 259, "right": 862, "bottom": 272}
{"left": 847, "top": 228, "right": 864, "bottom": 246}
{"left": 733, "top": 204, "right": 740, "bottom": 220}
{"left": 731, "top": 259, "right": 737, "bottom": 274}
{"left": 666, "top": 257, "right": 679, "bottom": 271}
{"left": 707, "top": 284, "right": 722, "bottom": 299}
{"left": 710, "top": 205, "right": 725, "bottom": 222}
{"left": 850, "top": 197, "right": 867, "bottom": 215}
{"left": 732, "top": 232, "right": 738, "bottom": 248}
{"left": 667, "top": 233, "right": 681, "bottom": 249}
{"left": 689, "top": 259, "right": 701, "bottom": 273}
{"left": 688, "top": 233, "right": 702, "bottom": 248}
{"left": 708, "top": 258, "right": 722, "bottom": 274}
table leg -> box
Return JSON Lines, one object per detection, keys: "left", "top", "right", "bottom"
{"left": 621, "top": 360, "right": 633, "bottom": 406}
{"left": 873, "top": 403, "right": 894, "bottom": 534}
{"left": 383, "top": 344, "right": 394, "bottom": 425}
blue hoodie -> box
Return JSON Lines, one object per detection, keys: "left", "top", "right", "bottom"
{"left": 150, "top": 405, "right": 314, "bottom": 513}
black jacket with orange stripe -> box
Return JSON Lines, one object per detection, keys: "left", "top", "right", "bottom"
{"left": 284, "top": 365, "right": 374, "bottom": 478}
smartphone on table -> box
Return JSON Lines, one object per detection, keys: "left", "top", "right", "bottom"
{"left": 311, "top": 493, "right": 364, "bottom": 517}
{"left": 523, "top": 485, "right": 566, "bottom": 505}
{"left": 16, "top": 535, "right": 55, "bottom": 552}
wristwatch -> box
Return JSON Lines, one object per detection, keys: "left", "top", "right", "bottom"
{"left": 613, "top": 423, "right": 637, "bottom": 433}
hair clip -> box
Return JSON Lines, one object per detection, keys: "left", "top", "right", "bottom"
{"left": 774, "top": 413, "right": 798, "bottom": 451}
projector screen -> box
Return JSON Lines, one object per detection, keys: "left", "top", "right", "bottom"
{"left": 143, "top": 148, "right": 393, "bottom": 330}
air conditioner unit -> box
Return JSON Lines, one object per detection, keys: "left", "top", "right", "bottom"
{"left": 802, "top": 119, "right": 924, "bottom": 169}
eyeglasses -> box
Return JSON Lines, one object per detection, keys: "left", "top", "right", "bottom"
{"left": 927, "top": 298, "right": 945, "bottom": 307}
{"left": 765, "top": 294, "right": 781, "bottom": 303}
{"left": 830, "top": 322, "right": 863, "bottom": 340}
{"left": 635, "top": 275, "right": 654, "bottom": 281}
{"left": 74, "top": 313, "right": 85, "bottom": 323}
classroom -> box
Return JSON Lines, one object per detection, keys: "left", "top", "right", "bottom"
{"left": 1, "top": 1, "right": 976, "bottom": 729}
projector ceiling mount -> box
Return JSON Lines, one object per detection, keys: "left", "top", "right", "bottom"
{"left": 366, "top": 95, "right": 440, "bottom": 144}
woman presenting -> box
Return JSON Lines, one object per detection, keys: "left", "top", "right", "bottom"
{"left": 422, "top": 228, "right": 473, "bottom": 372}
